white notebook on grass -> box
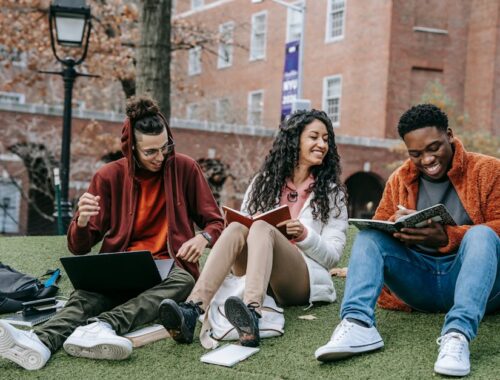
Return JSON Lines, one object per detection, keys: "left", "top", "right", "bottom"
{"left": 200, "top": 344, "right": 259, "bottom": 367}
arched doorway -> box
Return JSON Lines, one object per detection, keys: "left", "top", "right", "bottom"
{"left": 345, "top": 172, "right": 385, "bottom": 218}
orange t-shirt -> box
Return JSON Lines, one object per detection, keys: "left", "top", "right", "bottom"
{"left": 127, "top": 171, "right": 169, "bottom": 259}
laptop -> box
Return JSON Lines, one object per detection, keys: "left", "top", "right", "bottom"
{"left": 60, "top": 251, "right": 174, "bottom": 295}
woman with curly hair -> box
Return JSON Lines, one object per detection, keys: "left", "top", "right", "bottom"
{"left": 159, "top": 109, "right": 348, "bottom": 347}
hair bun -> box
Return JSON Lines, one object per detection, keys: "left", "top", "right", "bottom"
{"left": 126, "top": 95, "right": 160, "bottom": 120}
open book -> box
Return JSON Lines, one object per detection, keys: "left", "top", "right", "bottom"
{"left": 349, "top": 204, "right": 456, "bottom": 234}
{"left": 222, "top": 205, "right": 291, "bottom": 237}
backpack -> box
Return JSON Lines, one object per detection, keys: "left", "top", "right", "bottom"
{"left": 0, "top": 262, "right": 60, "bottom": 314}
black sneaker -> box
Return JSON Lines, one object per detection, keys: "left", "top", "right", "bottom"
{"left": 158, "top": 299, "right": 203, "bottom": 344}
{"left": 224, "top": 296, "right": 261, "bottom": 347}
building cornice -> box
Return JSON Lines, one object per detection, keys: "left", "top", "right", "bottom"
{"left": 0, "top": 102, "right": 400, "bottom": 149}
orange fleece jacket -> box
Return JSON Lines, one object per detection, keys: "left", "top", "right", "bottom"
{"left": 374, "top": 138, "right": 500, "bottom": 311}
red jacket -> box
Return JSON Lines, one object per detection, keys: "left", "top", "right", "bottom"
{"left": 374, "top": 138, "right": 500, "bottom": 311}
{"left": 67, "top": 116, "right": 224, "bottom": 279}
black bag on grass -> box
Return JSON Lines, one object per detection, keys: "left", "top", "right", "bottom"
{"left": 0, "top": 262, "right": 60, "bottom": 313}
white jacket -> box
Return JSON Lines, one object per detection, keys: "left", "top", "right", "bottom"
{"left": 241, "top": 182, "right": 348, "bottom": 304}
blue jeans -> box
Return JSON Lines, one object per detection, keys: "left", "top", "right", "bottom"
{"left": 341, "top": 225, "right": 500, "bottom": 340}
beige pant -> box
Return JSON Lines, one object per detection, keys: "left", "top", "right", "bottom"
{"left": 189, "top": 221, "right": 310, "bottom": 310}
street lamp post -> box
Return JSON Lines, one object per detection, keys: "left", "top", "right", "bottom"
{"left": 41, "top": 0, "right": 96, "bottom": 234}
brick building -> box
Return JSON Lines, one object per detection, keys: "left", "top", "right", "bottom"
{"left": 1, "top": 0, "right": 499, "bottom": 235}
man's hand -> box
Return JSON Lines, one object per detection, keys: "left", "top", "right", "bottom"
{"left": 393, "top": 219, "right": 449, "bottom": 248}
{"left": 394, "top": 208, "right": 416, "bottom": 221}
{"left": 277, "top": 219, "right": 305, "bottom": 239}
{"left": 176, "top": 234, "right": 208, "bottom": 263}
{"left": 77, "top": 193, "right": 101, "bottom": 227}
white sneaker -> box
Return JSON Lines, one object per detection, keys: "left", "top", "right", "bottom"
{"left": 0, "top": 320, "right": 51, "bottom": 370}
{"left": 63, "top": 321, "right": 132, "bottom": 360}
{"left": 434, "top": 332, "right": 470, "bottom": 377}
{"left": 315, "top": 319, "right": 384, "bottom": 361}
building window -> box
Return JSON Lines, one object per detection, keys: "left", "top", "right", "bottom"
{"left": 191, "top": 0, "right": 204, "bottom": 10}
{"left": 217, "top": 22, "right": 234, "bottom": 69}
{"left": 0, "top": 180, "right": 21, "bottom": 234}
{"left": 216, "top": 98, "right": 231, "bottom": 123}
{"left": 188, "top": 46, "right": 202, "bottom": 76}
{"left": 186, "top": 103, "right": 200, "bottom": 120}
{"left": 286, "top": 1, "right": 304, "bottom": 42}
{"left": 0, "top": 45, "right": 27, "bottom": 67}
{"left": 247, "top": 91, "right": 264, "bottom": 126}
{"left": 326, "top": 0, "right": 345, "bottom": 42}
{"left": 250, "top": 12, "right": 267, "bottom": 61}
{"left": 323, "top": 75, "right": 342, "bottom": 127}
{"left": 0, "top": 92, "right": 25, "bottom": 105}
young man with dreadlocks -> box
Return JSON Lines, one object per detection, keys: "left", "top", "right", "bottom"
{"left": 315, "top": 104, "right": 500, "bottom": 377}
{"left": 158, "top": 109, "right": 348, "bottom": 347}
{"left": 0, "top": 95, "right": 224, "bottom": 370}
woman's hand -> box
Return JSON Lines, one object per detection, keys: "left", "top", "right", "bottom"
{"left": 77, "top": 193, "right": 101, "bottom": 227}
{"left": 277, "top": 219, "right": 305, "bottom": 239}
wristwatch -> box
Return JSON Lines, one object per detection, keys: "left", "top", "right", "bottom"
{"left": 200, "top": 231, "right": 212, "bottom": 246}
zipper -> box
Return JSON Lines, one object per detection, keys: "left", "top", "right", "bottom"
{"left": 125, "top": 181, "right": 138, "bottom": 244}
{"left": 163, "top": 166, "right": 174, "bottom": 259}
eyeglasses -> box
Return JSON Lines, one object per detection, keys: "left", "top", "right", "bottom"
{"left": 136, "top": 141, "right": 175, "bottom": 158}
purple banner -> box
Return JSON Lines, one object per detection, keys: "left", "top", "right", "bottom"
{"left": 280, "top": 40, "right": 300, "bottom": 120}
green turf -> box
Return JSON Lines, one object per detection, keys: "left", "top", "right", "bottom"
{"left": 0, "top": 229, "right": 499, "bottom": 379}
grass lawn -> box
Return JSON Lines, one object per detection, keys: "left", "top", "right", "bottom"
{"left": 0, "top": 229, "right": 499, "bottom": 379}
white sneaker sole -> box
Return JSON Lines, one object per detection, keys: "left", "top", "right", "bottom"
{"left": 0, "top": 321, "right": 49, "bottom": 370}
{"left": 63, "top": 337, "right": 132, "bottom": 360}
{"left": 434, "top": 363, "right": 470, "bottom": 377}
{"left": 315, "top": 340, "right": 384, "bottom": 362}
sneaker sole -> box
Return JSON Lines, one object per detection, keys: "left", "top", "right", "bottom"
{"left": 158, "top": 300, "right": 192, "bottom": 344}
{"left": 315, "top": 341, "right": 384, "bottom": 362}
{"left": 63, "top": 338, "right": 132, "bottom": 360}
{"left": 224, "top": 297, "right": 259, "bottom": 347}
{"left": 0, "top": 322, "right": 49, "bottom": 370}
{"left": 434, "top": 364, "right": 470, "bottom": 377}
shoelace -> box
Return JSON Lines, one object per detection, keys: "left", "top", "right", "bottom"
{"left": 436, "top": 333, "right": 467, "bottom": 361}
{"left": 181, "top": 300, "right": 204, "bottom": 315}
{"left": 331, "top": 320, "right": 353, "bottom": 342}
{"left": 246, "top": 302, "right": 262, "bottom": 319}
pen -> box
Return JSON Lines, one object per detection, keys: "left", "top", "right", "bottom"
{"left": 397, "top": 205, "right": 407, "bottom": 211}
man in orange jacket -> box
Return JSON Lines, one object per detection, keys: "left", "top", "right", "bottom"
{"left": 315, "top": 104, "right": 499, "bottom": 377}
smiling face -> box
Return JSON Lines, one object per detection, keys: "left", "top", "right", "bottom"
{"left": 298, "top": 119, "right": 329, "bottom": 169}
{"left": 134, "top": 128, "right": 169, "bottom": 172}
{"left": 403, "top": 126, "right": 455, "bottom": 180}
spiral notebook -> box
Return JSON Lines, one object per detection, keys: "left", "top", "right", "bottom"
{"left": 0, "top": 309, "right": 57, "bottom": 327}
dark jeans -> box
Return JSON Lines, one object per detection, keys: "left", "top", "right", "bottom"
{"left": 35, "top": 265, "right": 194, "bottom": 352}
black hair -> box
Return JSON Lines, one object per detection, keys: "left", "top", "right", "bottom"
{"left": 126, "top": 95, "right": 166, "bottom": 135}
{"left": 245, "top": 109, "right": 346, "bottom": 223}
{"left": 397, "top": 104, "right": 448, "bottom": 138}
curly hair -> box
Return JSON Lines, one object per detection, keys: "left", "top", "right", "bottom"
{"left": 245, "top": 109, "right": 346, "bottom": 224}
{"left": 126, "top": 95, "right": 166, "bottom": 135}
{"left": 397, "top": 104, "right": 448, "bottom": 138}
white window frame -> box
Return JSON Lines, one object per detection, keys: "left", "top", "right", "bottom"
{"left": 217, "top": 22, "right": 235, "bottom": 69}
{"left": 191, "top": 0, "right": 204, "bottom": 10}
{"left": 216, "top": 98, "right": 231, "bottom": 123}
{"left": 0, "top": 179, "right": 21, "bottom": 234}
{"left": 0, "top": 92, "right": 25, "bottom": 105}
{"left": 250, "top": 11, "right": 267, "bottom": 61}
{"left": 188, "top": 46, "right": 202, "bottom": 76}
{"left": 186, "top": 103, "right": 200, "bottom": 120}
{"left": 325, "top": 0, "right": 346, "bottom": 43}
{"left": 322, "top": 75, "right": 342, "bottom": 127}
{"left": 247, "top": 90, "right": 264, "bottom": 126}
{"left": 286, "top": 1, "right": 304, "bottom": 43}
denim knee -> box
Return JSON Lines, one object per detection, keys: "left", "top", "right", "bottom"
{"left": 462, "top": 225, "right": 498, "bottom": 243}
